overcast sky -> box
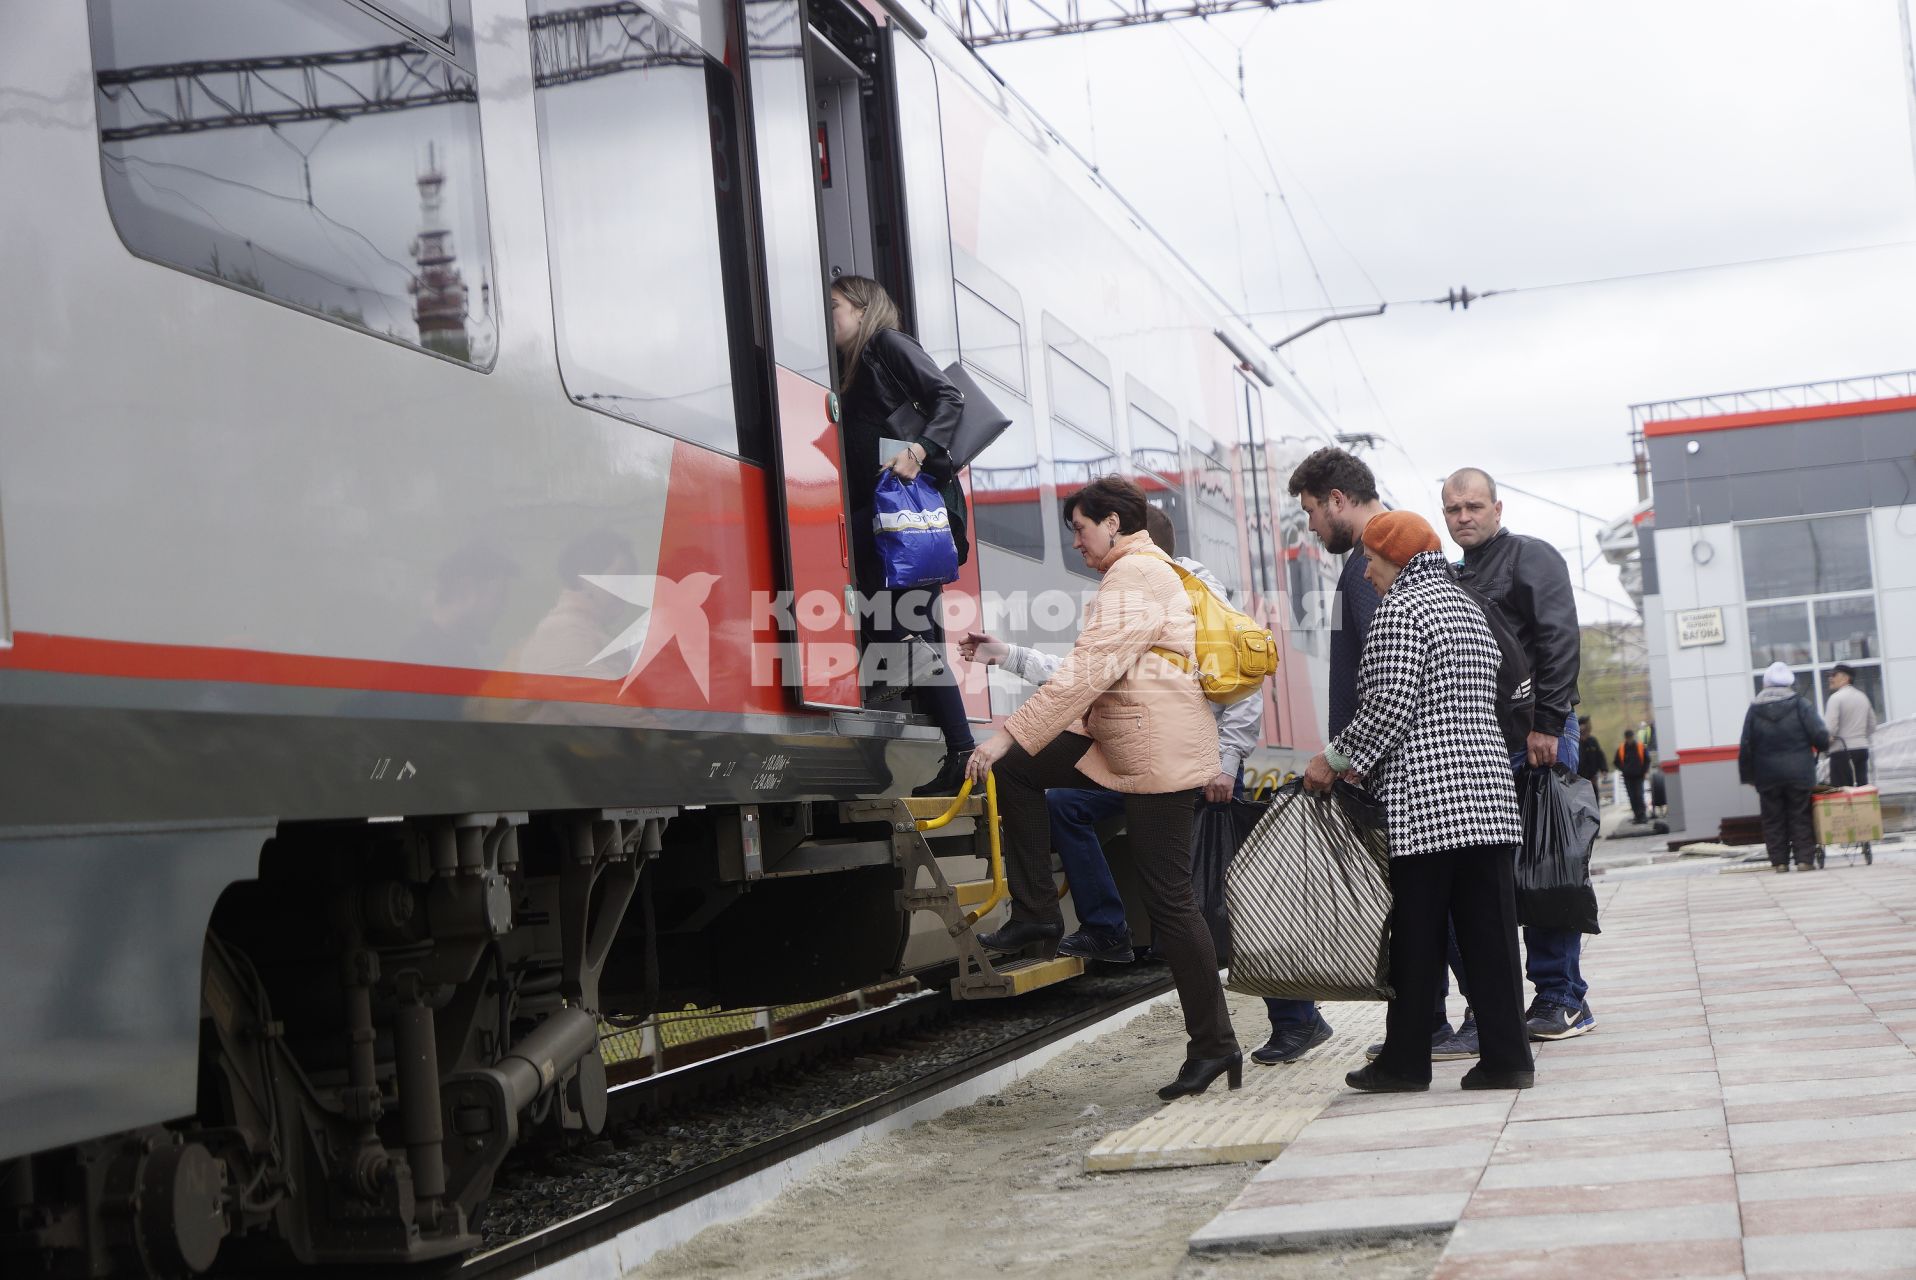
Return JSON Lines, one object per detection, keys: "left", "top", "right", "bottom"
{"left": 979, "top": 0, "right": 1916, "bottom": 624}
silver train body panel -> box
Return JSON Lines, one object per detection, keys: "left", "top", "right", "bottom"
{"left": 0, "top": 0, "right": 1337, "bottom": 1178}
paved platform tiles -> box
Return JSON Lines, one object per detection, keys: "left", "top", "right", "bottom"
{"left": 1085, "top": 1001, "right": 1387, "bottom": 1170}
{"left": 1186, "top": 854, "right": 1916, "bottom": 1276}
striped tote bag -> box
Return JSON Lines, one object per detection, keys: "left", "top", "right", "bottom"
{"left": 1225, "top": 780, "right": 1396, "bottom": 1002}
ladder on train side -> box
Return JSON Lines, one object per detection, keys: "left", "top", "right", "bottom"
{"left": 841, "top": 775, "right": 1083, "bottom": 1000}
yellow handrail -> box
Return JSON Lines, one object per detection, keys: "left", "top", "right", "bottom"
{"left": 912, "top": 772, "right": 1008, "bottom": 928}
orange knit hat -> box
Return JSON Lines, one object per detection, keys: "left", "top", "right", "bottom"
{"left": 1362, "top": 510, "right": 1442, "bottom": 567}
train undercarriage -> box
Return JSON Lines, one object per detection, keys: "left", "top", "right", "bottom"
{"left": 2, "top": 801, "right": 914, "bottom": 1277}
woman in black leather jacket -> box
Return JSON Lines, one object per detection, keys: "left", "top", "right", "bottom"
{"left": 830, "top": 275, "right": 974, "bottom": 796}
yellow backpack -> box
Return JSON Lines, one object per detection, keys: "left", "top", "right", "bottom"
{"left": 1143, "top": 553, "right": 1278, "bottom": 705}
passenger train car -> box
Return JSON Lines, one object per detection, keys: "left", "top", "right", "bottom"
{"left": 0, "top": 0, "right": 1348, "bottom": 1271}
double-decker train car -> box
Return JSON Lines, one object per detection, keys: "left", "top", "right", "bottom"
{"left": 0, "top": 0, "right": 1347, "bottom": 1272}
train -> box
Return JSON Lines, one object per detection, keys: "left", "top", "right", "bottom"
{"left": 0, "top": 0, "right": 1346, "bottom": 1272}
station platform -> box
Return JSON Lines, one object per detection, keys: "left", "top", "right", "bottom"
{"left": 1184, "top": 848, "right": 1916, "bottom": 1277}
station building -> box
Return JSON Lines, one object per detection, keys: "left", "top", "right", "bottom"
{"left": 1637, "top": 372, "right": 1916, "bottom": 837}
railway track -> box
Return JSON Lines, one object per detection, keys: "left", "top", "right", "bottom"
{"left": 458, "top": 964, "right": 1175, "bottom": 1280}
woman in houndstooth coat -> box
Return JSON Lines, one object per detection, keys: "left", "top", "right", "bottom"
{"left": 1302, "top": 511, "right": 1533, "bottom": 1094}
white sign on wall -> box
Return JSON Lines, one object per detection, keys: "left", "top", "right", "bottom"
{"left": 1676, "top": 607, "right": 1726, "bottom": 649}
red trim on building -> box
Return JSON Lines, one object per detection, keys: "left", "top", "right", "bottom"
{"left": 1662, "top": 745, "right": 1740, "bottom": 773}
{"left": 1643, "top": 394, "right": 1916, "bottom": 438}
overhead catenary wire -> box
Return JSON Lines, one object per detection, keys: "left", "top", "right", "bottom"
{"left": 1168, "top": 20, "right": 1422, "bottom": 475}
{"left": 1237, "top": 236, "right": 1916, "bottom": 318}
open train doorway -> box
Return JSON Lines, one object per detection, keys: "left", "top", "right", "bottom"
{"left": 810, "top": 19, "right": 875, "bottom": 286}
{"left": 804, "top": 0, "right": 956, "bottom": 353}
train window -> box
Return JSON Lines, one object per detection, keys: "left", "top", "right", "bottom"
{"left": 86, "top": 0, "right": 496, "bottom": 366}
{"left": 527, "top": 0, "right": 763, "bottom": 458}
{"left": 359, "top": 0, "right": 457, "bottom": 48}
{"left": 1047, "top": 349, "right": 1114, "bottom": 445}
{"left": 956, "top": 283, "right": 1025, "bottom": 395}
{"left": 970, "top": 393, "right": 1045, "bottom": 561}
{"left": 955, "top": 267, "right": 1041, "bottom": 559}
{"left": 1128, "top": 380, "right": 1188, "bottom": 563}
{"left": 1042, "top": 319, "right": 1115, "bottom": 579}
{"left": 745, "top": 0, "right": 830, "bottom": 387}
{"left": 1055, "top": 423, "right": 1119, "bottom": 581}
{"left": 1190, "top": 424, "right": 1243, "bottom": 600}
{"left": 893, "top": 39, "right": 959, "bottom": 364}
{"left": 1231, "top": 375, "right": 1278, "bottom": 598}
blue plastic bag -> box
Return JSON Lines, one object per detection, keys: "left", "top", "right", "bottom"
{"left": 873, "top": 470, "right": 960, "bottom": 589}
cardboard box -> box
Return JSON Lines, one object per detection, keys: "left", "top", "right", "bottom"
{"left": 1813, "top": 789, "right": 1854, "bottom": 845}
{"left": 1844, "top": 786, "right": 1883, "bottom": 842}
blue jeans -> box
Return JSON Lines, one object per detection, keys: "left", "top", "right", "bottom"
{"left": 1439, "top": 718, "right": 1589, "bottom": 1015}
{"left": 1047, "top": 787, "right": 1129, "bottom": 936}
{"left": 1049, "top": 783, "right": 1319, "bottom": 1031}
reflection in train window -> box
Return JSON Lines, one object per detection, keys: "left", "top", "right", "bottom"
{"left": 1128, "top": 384, "right": 1187, "bottom": 566}
{"left": 969, "top": 392, "right": 1045, "bottom": 561}
{"left": 527, "top": 0, "right": 762, "bottom": 458}
{"left": 1046, "top": 346, "right": 1113, "bottom": 444}
{"left": 366, "top": 0, "right": 456, "bottom": 46}
{"left": 893, "top": 40, "right": 959, "bottom": 363}
{"left": 1283, "top": 500, "right": 1328, "bottom": 660}
{"left": 86, "top": 0, "right": 495, "bottom": 365}
{"left": 744, "top": 0, "right": 830, "bottom": 387}
{"left": 1190, "top": 425, "right": 1242, "bottom": 600}
{"left": 956, "top": 283, "right": 1025, "bottom": 394}
{"left": 1055, "top": 423, "right": 1120, "bottom": 580}
{"left": 960, "top": 295, "right": 1044, "bottom": 560}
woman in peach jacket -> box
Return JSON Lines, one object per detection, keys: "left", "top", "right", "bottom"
{"left": 965, "top": 476, "right": 1238, "bottom": 1100}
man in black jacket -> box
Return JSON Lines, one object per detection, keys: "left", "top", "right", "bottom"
{"left": 1442, "top": 468, "right": 1596, "bottom": 1043}
{"left": 1615, "top": 729, "right": 1650, "bottom": 822}
{"left": 1575, "top": 715, "right": 1607, "bottom": 794}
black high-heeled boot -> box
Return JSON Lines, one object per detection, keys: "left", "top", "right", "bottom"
{"left": 1158, "top": 1052, "right": 1243, "bottom": 1100}
{"left": 911, "top": 748, "right": 974, "bottom": 798}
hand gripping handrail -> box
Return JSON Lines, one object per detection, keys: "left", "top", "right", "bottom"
{"left": 913, "top": 772, "right": 1008, "bottom": 928}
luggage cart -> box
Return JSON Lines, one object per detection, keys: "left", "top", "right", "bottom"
{"left": 1812, "top": 785, "right": 1880, "bottom": 867}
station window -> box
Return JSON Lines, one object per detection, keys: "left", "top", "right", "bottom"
{"left": 1739, "top": 515, "right": 1884, "bottom": 717}
{"left": 1739, "top": 514, "right": 1872, "bottom": 601}
{"left": 86, "top": 0, "right": 496, "bottom": 365}
{"left": 744, "top": 0, "right": 829, "bottom": 388}
{"left": 527, "top": 0, "right": 762, "bottom": 458}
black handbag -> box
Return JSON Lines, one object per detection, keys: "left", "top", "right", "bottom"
{"left": 873, "top": 352, "right": 1007, "bottom": 571}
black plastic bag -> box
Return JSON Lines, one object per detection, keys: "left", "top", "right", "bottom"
{"left": 1225, "top": 780, "right": 1396, "bottom": 1002}
{"left": 1516, "top": 765, "right": 1602, "bottom": 934}
{"left": 1192, "top": 797, "right": 1268, "bottom": 964}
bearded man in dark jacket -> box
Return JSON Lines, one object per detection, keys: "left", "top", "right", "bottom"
{"left": 1740, "top": 662, "right": 1831, "bottom": 872}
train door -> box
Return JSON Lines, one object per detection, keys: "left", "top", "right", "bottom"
{"left": 884, "top": 28, "right": 987, "bottom": 720}
{"left": 769, "top": 1, "right": 985, "bottom": 718}
{"left": 746, "top": 0, "right": 861, "bottom": 710}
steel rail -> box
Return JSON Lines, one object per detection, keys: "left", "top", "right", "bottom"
{"left": 458, "top": 970, "right": 1173, "bottom": 1280}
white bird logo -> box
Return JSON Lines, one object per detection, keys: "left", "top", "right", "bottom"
{"left": 583, "top": 572, "right": 724, "bottom": 699}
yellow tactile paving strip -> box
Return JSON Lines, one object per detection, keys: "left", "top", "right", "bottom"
{"left": 1086, "top": 999, "right": 1388, "bottom": 1171}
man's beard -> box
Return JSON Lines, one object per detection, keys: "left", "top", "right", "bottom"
{"left": 1322, "top": 520, "right": 1356, "bottom": 556}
